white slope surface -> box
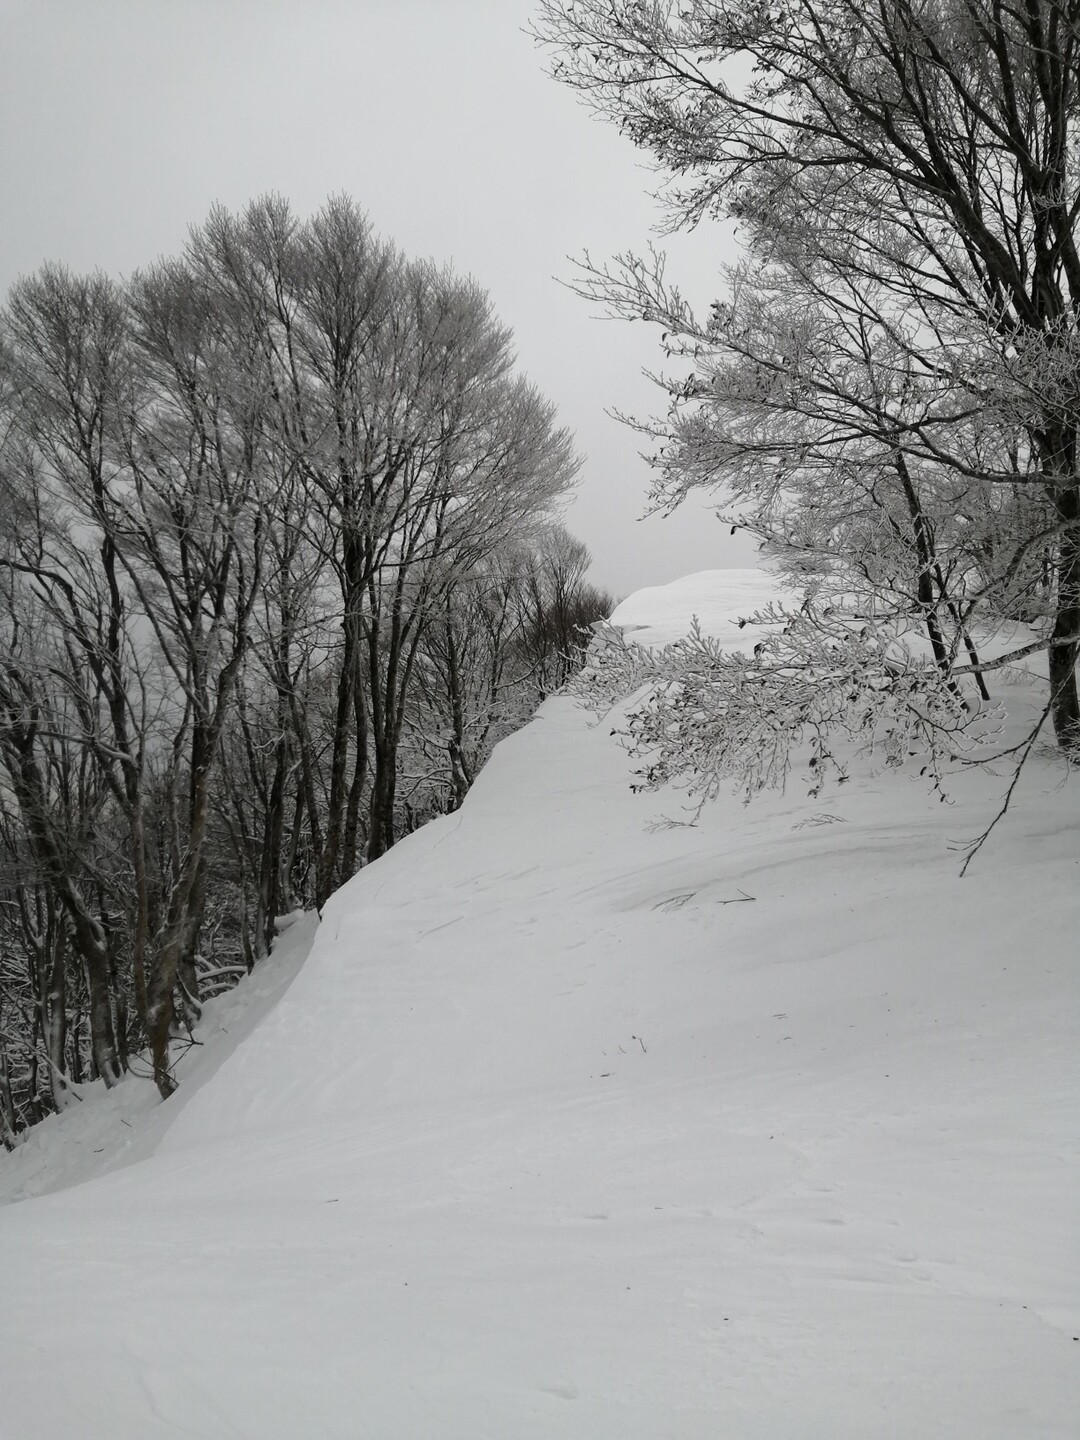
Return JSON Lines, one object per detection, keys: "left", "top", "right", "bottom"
{"left": 0, "top": 911, "right": 318, "bottom": 1206}
{"left": 1, "top": 569, "right": 1077, "bottom": 1439}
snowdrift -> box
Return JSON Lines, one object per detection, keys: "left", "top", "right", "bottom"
{"left": 0, "top": 569, "right": 1076, "bottom": 1439}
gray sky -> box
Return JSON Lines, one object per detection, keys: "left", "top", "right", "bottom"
{"left": 0, "top": 0, "right": 756, "bottom": 596}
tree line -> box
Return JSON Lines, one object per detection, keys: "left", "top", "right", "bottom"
{"left": 536, "top": 0, "right": 1079, "bottom": 839}
{"left": 0, "top": 196, "right": 612, "bottom": 1130}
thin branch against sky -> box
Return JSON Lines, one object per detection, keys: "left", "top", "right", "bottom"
{"left": 0, "top": 0, "right": 754, "bottom": 595}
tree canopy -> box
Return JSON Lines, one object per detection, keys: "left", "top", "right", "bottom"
{"left": 536, "top": 0, "right": 1080, "bottom": 760}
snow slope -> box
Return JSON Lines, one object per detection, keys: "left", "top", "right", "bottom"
{"left": 1, "top": 569, "right": 1077, "bottom": 1439}
{"left": 0, "top": 911, "right": 318, "bottom": 1206}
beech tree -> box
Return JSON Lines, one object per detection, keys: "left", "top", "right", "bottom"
{"left": 117, "top": 258, "right": 267, "bottom": 1093}
{"left": 187, "top": 199, "right": 579, "bottom": 877}
{"left": 357, "top": 286, "right": 580, "bottom": 859}
{"left": 536, "top": 0, "right": 1080, "bottom": 750}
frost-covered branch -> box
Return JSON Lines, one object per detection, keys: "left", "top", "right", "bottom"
{"left": 575, "top": 608, "right": 990, "bottom": 808}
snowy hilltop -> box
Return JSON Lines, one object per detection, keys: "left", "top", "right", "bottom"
{"left": 1, "top": 570, "right": 1077, "bottom": 1439}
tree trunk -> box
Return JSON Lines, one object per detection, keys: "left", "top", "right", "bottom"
{"left": 339, "top": 677, "right": 369, "bottom": 887}
{"left": 1048, "top": 481, "right": 1080, "bottom": 751}
{"left": 366, "top": 733, "right": 399, "bottom": 862}
{"left": 445, "top": 619, "right": 472, "bottom": 811}
{"left": 148, "top": 753, "right": 214, "bottom": 1098}
{"left": 315, "top": 623, "right": 357, "bottom": 910}
{"left": 82, "top": 942, "right": 122, "bottom": 1088}
{"left": 44, "top": 921, "right": 68, "bottom": 1111}
{"left": 175, "top": 856, "right": 205, "bottom": 1036}
{"left": 0, "top": 1034, "right": 20, "bottom": 1149}
{"left": 129, "top": 805, "right": 150, "bottom": 1029}
{"left": 256, "top": 731, "right": 289, "bottom": 961}
{"left": 892, "top": 455, "right": 960, "bottom": 682}
{"left": 3, "top": 727, "right": 123, "bottom": 1087}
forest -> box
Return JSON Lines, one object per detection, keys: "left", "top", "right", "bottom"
{"left": 0, "top": 195, "right": 611, "bottom": 1125}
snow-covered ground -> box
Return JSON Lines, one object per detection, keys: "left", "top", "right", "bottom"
{"left": 0, "top": 911, "right": 317, "bottom": 1207}
{"left": 1, "top": 570, "right": 1077, "bottom": 1439}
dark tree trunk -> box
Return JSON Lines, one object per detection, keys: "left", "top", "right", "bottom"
{"left": 82, "top": 943, "right": 122, "bottom": 1087}
{"left": 148, "top": 748, "right": 215, "bottom": 1098}
{"left": 339, "top": 676, "right": 369, "bottom": 887}
{"left": 175, "top": 856, "right": 205, "bottom": 1035}
{"left": 316, "top": 621, "right": 357, "bottom": 910}
{"left": 1048, "top": 481, "right": 1080, "bottom": 751}
{"left": 256, "top": 729, "right": 289, "bottom": 960}
{"left": 0, "top": 1035, "right": 19, "bottom": 1149}
{"left": 445, "top": 619, "right": 472, "bottom": 811}
{"left": 44, "top": 921, "right": 68, "bottom": 1109}
{"left": 893, "top": 455, "right": 960, "bottom": 683}
{"left": 366, "top": 734, "right": 399, "bottom": 862}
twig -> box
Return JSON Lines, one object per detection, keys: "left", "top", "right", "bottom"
{"left": 651, "top": 891, "right": 695, "bottom": 910}
{"left": 957, "top": 696, "right": 1053, "bottom": 876}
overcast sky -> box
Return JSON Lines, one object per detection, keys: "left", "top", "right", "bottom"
{"left": 0, "top": 0, "right": 756, "bottom": 596}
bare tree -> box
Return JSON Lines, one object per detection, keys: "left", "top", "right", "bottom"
{"left": 0, "top": 194, "right": 589, "bottom": 1120}
{"left": 536, "top": 0, "right": 1080, "bottom": 749}
{"left": 0, "top": 268, "right": 138, "bottom": 1087}
{"left": 518, "top": 524, "right": 616, "bottom": 697}
{"left": 114, "top": 257, "right": 267, "bottom": 1094}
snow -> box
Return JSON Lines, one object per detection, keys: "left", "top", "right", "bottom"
{"left": 0, "top": 911, "right": 317, "bottom": 1205}
{"left": 1, "top": 569, "right": 1077, "bottom": 1438}
{"left": 610, "top": 566, "right": 796, "bottom": 647}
